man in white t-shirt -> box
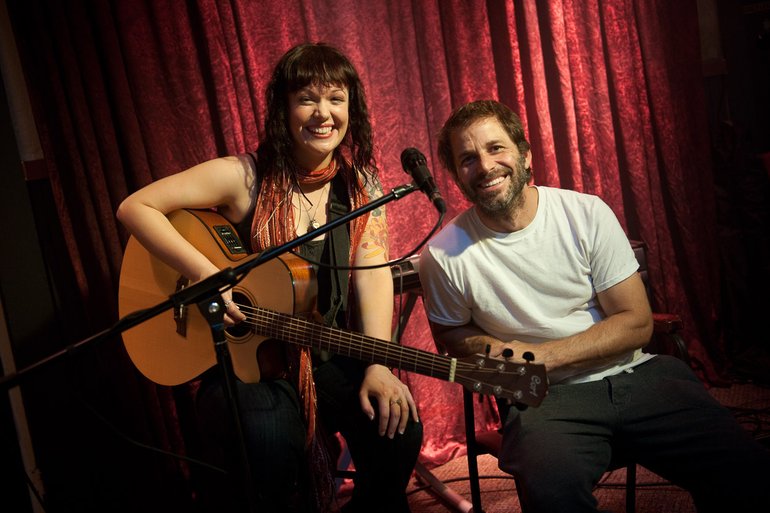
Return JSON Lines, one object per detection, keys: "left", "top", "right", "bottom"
{"left": 419, "top": 100, "right": 770, "bottom": 512}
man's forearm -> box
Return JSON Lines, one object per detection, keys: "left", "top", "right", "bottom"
{"left": 430, "top": 321, "right": 506, "bottom": 357}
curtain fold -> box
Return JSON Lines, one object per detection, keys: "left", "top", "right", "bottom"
{"left": 6, "top": 0, "right": 720, "bottom": 507}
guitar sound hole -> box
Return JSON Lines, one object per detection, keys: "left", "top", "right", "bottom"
{"left": 225, "top": 291, "right": 252, "bottom": 338}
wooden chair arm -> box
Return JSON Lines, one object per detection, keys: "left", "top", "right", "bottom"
{"left": 652, "top": 312, "right": 684, "bottom": 334}
{"left": 650, "top": 312, "right": 690, "bottom": 366}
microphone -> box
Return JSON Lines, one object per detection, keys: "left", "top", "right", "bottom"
{"left": 400, "top": 148, "right": 447, "bottom": 213}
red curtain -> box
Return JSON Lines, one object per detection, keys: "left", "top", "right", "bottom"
{"left": 8, "top": 0, "right": 718, "bottom": 498}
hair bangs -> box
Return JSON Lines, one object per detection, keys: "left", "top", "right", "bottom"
{"left": 283, "top": 45, "right": 356, "bottom": 92}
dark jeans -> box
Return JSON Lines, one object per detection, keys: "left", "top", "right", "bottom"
{"left": 498, "top": 355, "right": 770, "bottom": 513}
{"left": 196, "top": 356, "right": 422, "bottom": 513}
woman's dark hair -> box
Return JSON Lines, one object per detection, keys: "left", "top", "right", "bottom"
{"left": 437, "top": 100, "right": 531, "bottom": 178}
{"left": 256, "top": 42, "right": 377, "bottom": 188}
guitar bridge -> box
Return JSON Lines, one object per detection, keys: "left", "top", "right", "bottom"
{"left": 174, "top": 275, "right": 189, "bottom": 337}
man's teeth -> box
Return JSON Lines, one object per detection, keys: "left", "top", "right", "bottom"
{"left": 480, "top": 176, "right": 505, "bottom": 188}
{"left": 308, "top": 126, "right": 332, "bottom": 135}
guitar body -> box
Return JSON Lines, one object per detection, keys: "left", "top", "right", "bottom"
{"left": 118, "top": 209, "right": 316, "bottom": 386}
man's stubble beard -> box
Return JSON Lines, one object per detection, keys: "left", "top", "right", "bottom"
{"left": 459, "top": 155, "right": 529, "bottom": 220}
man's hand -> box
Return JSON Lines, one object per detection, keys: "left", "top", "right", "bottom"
{"left": 359, "top": 364, "right": 419, "bottom": 438}
{"left": 489, "top": 340, "right": 529, "bottom": 359}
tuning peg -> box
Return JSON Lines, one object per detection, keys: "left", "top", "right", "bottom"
{"left": 522, "top": 351, "right": 534, "bottom": 362}
{"left": 502, "top": 348, "right": 513, "bottom": 359}
{"left": 485, "top": 344, "right": 491, "bottom": 356}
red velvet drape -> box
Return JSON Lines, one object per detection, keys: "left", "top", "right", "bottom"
{"left": 7, "top": 0, "right": 719, "bottom": 502}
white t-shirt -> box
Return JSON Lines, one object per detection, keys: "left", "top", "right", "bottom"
{"left": 419, "top": 186, "right": 653, "bottom": 384}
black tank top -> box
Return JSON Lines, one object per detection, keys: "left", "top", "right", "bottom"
{"left": 235, "top": 166, "right": 352, "bottom": 330}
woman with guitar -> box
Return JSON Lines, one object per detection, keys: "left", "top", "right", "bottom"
{"left": 117, "top": 43, "right": 422, "bottom": 513}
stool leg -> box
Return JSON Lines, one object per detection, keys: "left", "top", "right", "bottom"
{"left": 464, "top": 389, "right": 485, "bottom": 513}
{"left": 625, "top": 463, "right": 636, "bottom": 513}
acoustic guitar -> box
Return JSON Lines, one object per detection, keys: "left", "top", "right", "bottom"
{"left": 118, "top": 209, "right": 548, "bottom": 407}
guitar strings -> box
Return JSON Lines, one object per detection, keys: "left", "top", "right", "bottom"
{"left": 228, "top": 301, "right": 533, "bottom": 395}
{"left": 232, "top": 301, "right": 450, "bottom": 372}
{"left": 230, "top": 300, "right": 529, "bottom": 376}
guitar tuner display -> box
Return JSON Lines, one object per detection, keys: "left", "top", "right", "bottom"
{"left": 213, "top": 224, "right": 247, "bottom": 254}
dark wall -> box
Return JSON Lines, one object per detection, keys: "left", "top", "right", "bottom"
{"left": 0, "top": 61, "right": 48, "bottom": 513}
{"left": 0, "top": 36, "right": 90, "bottom": 513}
{"left": 711, "top": 1, "right": 770, "bottom": 380}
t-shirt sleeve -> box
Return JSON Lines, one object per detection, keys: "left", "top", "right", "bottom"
{"left": 418, "top": 246, "right": 472, "bottom": 327}
{"left": 589, "top": 198, "right": 639, "bottom": 293}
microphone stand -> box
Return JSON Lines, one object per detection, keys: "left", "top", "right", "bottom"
{"left": 0, "top": 182, "right": 419, "bottom": 513}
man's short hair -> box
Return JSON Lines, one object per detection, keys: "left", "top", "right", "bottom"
{"left": 437, "top": 100, "right": 531, "bottom": 177}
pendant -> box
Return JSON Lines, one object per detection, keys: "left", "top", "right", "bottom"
{"left": 309, "top": 219, "right": 320, "bottom": 231}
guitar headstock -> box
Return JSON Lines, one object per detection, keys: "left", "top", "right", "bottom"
{"left": 453, "top": 355, "right": 548, "bottom": 407}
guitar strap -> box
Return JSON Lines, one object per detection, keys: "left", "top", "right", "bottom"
{"left": 324, "top": 173, "right": 351, "bottom": 328}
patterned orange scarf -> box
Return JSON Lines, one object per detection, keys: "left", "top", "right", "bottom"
{"left": 249, "top": 155, "right": 370, "bottom": 446}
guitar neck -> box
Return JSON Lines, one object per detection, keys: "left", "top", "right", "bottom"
{"left": 252, "top": 307, "right": 456, "bottom": 382}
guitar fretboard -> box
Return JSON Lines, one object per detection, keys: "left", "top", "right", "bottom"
{"left": 249, "top": 306, "right": 457, "bottom": 382}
